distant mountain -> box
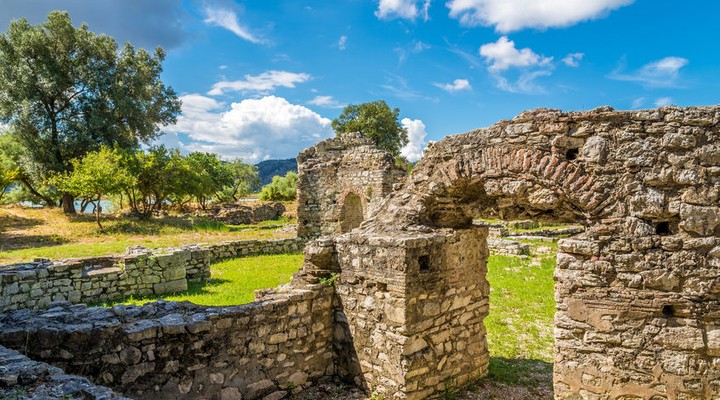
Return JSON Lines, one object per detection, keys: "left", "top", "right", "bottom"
{"left": 256, "top": 158, "right": 298, "bottom": 186}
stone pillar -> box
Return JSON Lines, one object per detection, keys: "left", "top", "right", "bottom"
{"left": 333, "top": 227, "right": 490, "bottom": 399}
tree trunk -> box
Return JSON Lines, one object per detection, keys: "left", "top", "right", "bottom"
{"left": 62, "top": 192, "right": 76, "bottom": 214}
{"left": 19, "top": 177, "right": 57, "bottom": 207}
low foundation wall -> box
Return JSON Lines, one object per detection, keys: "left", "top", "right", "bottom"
{"left": 0, "top": 284, "right": 334, "bottom": 400}
{"left": 0, "top": 238, "right": 304, "bottom": 312}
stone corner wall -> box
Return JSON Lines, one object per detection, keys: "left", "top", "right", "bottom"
{"left": 296, "top": 132, "right": 406, "bottom": 239}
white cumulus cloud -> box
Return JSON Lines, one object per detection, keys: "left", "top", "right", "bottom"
{"left": 435, "top": 79, "right": 472, "bottom": 92}
{"left": 562, "top": 52, "right": 584, "bottom": 67}
{"left": 478, "top": 37, "right": 553, "bottom": 93}
{"left": 610, "top": 56, "right": 688, "bottom": 88}
{"left": 203, "top": 6, "right": 263, "bottom": 44}
{"left": 208, "top": 70, "right": 311, "bottom": 96}
{"left": 479, "top": 36, "right": 552, "bottom": 73}
{"left": 400, "top": 118, "right": 429, "bottom": 162}
{"left": 376, "top": 0, "right": 431, "bottom": 21}
{"left": 447, "top": 0, "right": 634, "bottom": 32}
{"left": 166, "top": 95, "right": 333, "bottom": 163}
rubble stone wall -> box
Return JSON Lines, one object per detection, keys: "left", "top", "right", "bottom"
{"left": 0, "top": 344, "right": 128, "bottom": 399}
{"left": 0, "top": 238, "right": 304, "bottom": 312}
{"left": 296, "top": 132, "right": 405, "bottom": 239}
{"left": 0, "top": 284, "right": 334, "bottom": 400}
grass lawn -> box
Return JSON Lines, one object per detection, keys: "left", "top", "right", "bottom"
{"left": 482, "top": 240, "right": 557, "bottom": 396}
{"left": 100, "top": 253, "right": 304, "bottom": 307}
{"left": 0, "top": 205, "right": 296, "bottom": 264}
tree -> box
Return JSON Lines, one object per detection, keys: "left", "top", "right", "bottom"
{"left": 260, "top": 171, "right": 298, "bottom": 201}
{"left": 331, "top": 100, "right": 409, "bottom": 157}
{"left": 0, "top": 11, "right": 181, "bottom": 213}
{"left": 121, "top": 146, "right": 187, "bottom": 218}
{"left": 0, "top": 132, "right": 59, "bottom": 206}
{"left": 219, "top": 159, "right": 259, "bottom": 202}
{"left": 185, "top": 152, "right": 233, "bottom": 209}
{"left": 53, "top": 147, "right": 132, "bottom": 229}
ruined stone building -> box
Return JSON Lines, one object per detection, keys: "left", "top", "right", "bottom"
{"left": 2, "top": 105, "right": 720, "bottom": 400}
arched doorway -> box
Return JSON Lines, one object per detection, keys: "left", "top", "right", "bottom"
{"left": 340, "top": 192, "right": 364, "bottom": 233}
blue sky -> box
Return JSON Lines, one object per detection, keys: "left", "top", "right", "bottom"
{"left": 1, "top": 0, "right": 719, "bottom": 162}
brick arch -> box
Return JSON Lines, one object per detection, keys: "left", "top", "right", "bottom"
{"left": 416, "top": 146, "right": 618, "bottom": 228}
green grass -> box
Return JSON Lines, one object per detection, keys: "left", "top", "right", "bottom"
{"left": 483, "top": 240, "right": 557, "bottom": 391}
{"left": 101, "top": 253, "right": 304, "bottom": 307}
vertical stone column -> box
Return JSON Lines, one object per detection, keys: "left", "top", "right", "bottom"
{"left": 333, "top": 227, "right": 490, "bottom": 399}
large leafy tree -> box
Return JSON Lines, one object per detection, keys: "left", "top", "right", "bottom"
{"left": 0, "top": 11, "right": 181, "bottom": 213}
{"left": 331, "top": 100, "right": 409, "bottom": 157}
{"left": 219, "top": 159, "right": 259, "bottom": 202}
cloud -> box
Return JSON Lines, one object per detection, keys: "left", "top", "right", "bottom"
{"left": 0, "top": 0, "right": 189, "bottom": 49}
{"left": 478, "top": 37, "right": 554, "bottom": 94}
{"left": 400, "top": 118, "right": 429, "bottom": 162}
{"left": 479, "top": 36, "right": 552, "bottom": 72}
{"left": 631, "top": 97, "right": 645, "bottom": 109}
{"left": 654, "top": 97, "right": 673, "bottom": 107}
{"left": 208, "top": 70, "right": 311, "bottom": 96}
{"left": 562, "top": 53, "right": 584, "bottom": 67}
{"left": 435, "top": 79, "right": 472, "bottom": 92}
{"left": 203, "top": 5, "right": 263, "bottom": 44}
{"left": 396, "top": 40, "right": 431, "bottom": 64}
{"left": 308, "top": 96, "right": 346, "bottom": 109}
{"left": 376, "top": 0, "right": 431, "bottom": 21}
{"left": 495, "top": 70, "right": 553, "bottom": 94}
{"left": 166, "top": 95, "right": 333, "bottom": 163}
{"left": 338, "top": 35, "right": 348, "bottom": 50}
{"left": 609, "top": 56, "right": 688, "bottom": 88}
{"left": 447, "top": 0, "right": 635, "bottom": 32}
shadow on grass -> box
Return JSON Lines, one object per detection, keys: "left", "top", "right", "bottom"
{"left": 92, "top": 277, "right": 233, "bottom": 307}
{"left": 0, "top": 234, "right": 70, "bottom": 253}
{"left": 0, "top": 212, "right": 43, "bottom": 232}
{"left": 461, "top": 357, "right": 554, "bottom": 400}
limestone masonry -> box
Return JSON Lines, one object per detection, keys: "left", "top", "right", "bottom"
{"left": 2, "top": 105, "right": 720, "bottom": 400}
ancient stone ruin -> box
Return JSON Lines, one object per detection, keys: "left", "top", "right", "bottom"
{"left": 2, "top": 105, "right": 720, "bottom": 400}
{"left": 297, "top": 106, "right": 720, "bottom": 399}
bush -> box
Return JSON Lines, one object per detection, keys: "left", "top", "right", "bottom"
{"left": 259, "top": 172, "right": 297, "bottom": 201}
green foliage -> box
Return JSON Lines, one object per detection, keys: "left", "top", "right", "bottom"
{"left": 184, "top": 152, "right": 233, "bottom": 209}
{"left": 218, "top": 159, "right": 259, "bottom": 201}
{"left": 120, "top": 145, "right": 188, "bottom": 217}
{"left": 318, "top": 272, "right": 339, "bottom": 287}
{"left": 52, "top": 147, "right": 132, "bottom": 228}
{"left": 259, "top": 171, "right": 297, "bottom": 201}
{"left": 0, "top": 11, "right": 181, "bottom": 212}
{"left": 332, "top": 100, "right": 409, "bottom": 156}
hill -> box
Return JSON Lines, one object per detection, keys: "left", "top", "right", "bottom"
{"left": 256, "top": 158, "right": 298, "bottom": 186}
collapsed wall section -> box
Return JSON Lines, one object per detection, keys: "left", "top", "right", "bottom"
{"left": 0, "top": 284, "right": 334, "bottom": 400}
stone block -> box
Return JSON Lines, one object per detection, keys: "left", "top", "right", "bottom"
{"left": 153, "top": 279, "right": 187, "bottom": 295}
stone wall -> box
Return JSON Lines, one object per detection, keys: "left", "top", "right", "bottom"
{"left": 296, "top": 132, "right": 405, "bottom": 239}
{"left": 0, "top": 283, "right": 334, "bottom": 400}
{"left": 0, "top": 344, "right": 128, "bottom": 399}
{"left": 0, "top": 238, "right": 304, "bottom": 312}
{"left": 303, "top": 105, "right": 720, "bottom": 399}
